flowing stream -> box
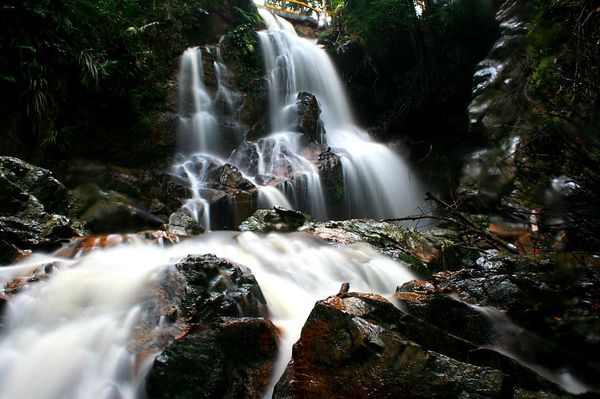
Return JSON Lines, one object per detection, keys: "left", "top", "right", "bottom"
{"left": 0, "top": 233, "right": 414, "bottom": 398}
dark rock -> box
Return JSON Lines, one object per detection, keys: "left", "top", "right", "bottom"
{"left": 229, "top": 142, "right": 261, "bottom": 176}
{"left": 231, "top": 188, "right": 259, "bottom": 227}
{"left": 70, "top": 184, "right": 163, "bottom": 234}
{"left": 239, "top": 207, "right": 312, "bottom": 233}
{"left": 318, "top": 149, "right": 345, "bottom": 219}
{"left": 207, "top": 163, "right": 255, "bottom": 192}
{"left": 296, "top": 92, "right": 325, "bottom": 145}
{"left": 0, "top": 240, "right": 27, "bottom": 264}
{"left": 0, "top": 293, "right": 7, "bottom": 330}
{"left": 395, "top": 250, "right": 600, "bottom": 394}
{"left": 145, "top": 254, "right": 277, "bottom": 399}
{"left": 210, "top": 164, "right": 244, "bottom": 188}
{"left": 0, "top": 156, "right": 68, "bottom": 214}
{"left": 0, "top": 217, "right": 45, "bottom": 248}
{"left": 0, "top": 157, "right": 82, "bottom": 256}
{"left": 59, "top": 160, "right": 185, "bottom": 220}
{"left": 274, "top": 292, "right": 507, "bottom": 399}
{"left": 42, "top": 214, "right": 85, "bottom": 240}
{"left": 175, "top": 254, "right": 268, "bottom": 321}
{"left": 396, "top": 281, "right": 494, "bottom": 346}
{"left": 147, "top": 317, "right": 278, "bottom": 399}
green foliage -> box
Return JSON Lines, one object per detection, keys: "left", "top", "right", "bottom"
{"left": 507, "top": 0, "right": 600, "bottom": 250}
{"left": 324, "top": 0, "right": 497, "bottom": 146}
{"left": 221, "top": 7, "right": 264, "bottom": 93}
{"left": 0, "top": 0, "right": 258, "bottom": 161}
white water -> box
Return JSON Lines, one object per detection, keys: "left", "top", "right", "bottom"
{"left": 173, "top": 11, "right": 424, "bottom": 229}
{"left": 0, "top": 233, "right": 414, "bottom": 399}
{"left": 178, "top": 47, "right": 219, "bottom": 155}
{"left": 257, "top": 10, "right": 423, "bottom": 219}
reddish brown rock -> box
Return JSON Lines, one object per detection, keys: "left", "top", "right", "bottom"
{"left": 274, "top": 292, "right": 506, "bottom": 399}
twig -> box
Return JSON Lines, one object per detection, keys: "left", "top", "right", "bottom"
{"left": 424, "top": 192, "right": 519, "bottom": 254}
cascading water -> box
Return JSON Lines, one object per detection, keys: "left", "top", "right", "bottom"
{"left": 257, "top": 10, "right": 424, "bottom": 219}
{"left": 178, "top": 47, "right": 219, "bottom": 156}
{"left": 173, "top": 10, "right": 424, "bottom": 230}
{"left": 0, "top": 233, "right": 414, "bottom": 398}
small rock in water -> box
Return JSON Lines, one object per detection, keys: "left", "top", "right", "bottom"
{"left": 239, "top": 207, "right": 311, "bottom": 233}
{"left": 167, "top": 211, "right": 205, "bottom": 236}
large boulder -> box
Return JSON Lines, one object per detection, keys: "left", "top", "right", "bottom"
{"left": 274, "top": 292, "right": 507, "bottom": 398}
{"left": 145, "top": 254, "right": 278, "bottom": 399}
{"left": 59, "top": 160, "right": 184, "bottom": 223}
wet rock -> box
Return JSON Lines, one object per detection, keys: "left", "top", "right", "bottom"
{"left": 147, "top": 317, "right": 278, "bottom": 399}
{"left": 167, "top": 211, "right": 205, "bottom": 236}
{"left": 70, "top": 184, "right": 163, "bottom": 234}
{"left": 145, "top": 254, "right": 277, "bottom": 399}
{"left": 239, "top": 207, "right": 312, "bottom": 233}
{"left": 0, "top": 293, "right": 7, "bottom": 330}
{"left": 318, "top": 149, "right": 345, "bottom": 219}
{"left": 296, "top": 92, "right": 325, "bottom": 145}
{"left": 300, "top": 219, "right": 467, "bottom": 275}
{"left": 395, "top": 250, "right": 600, "bottom": 394}
{"left": 210, "top": 164, "right": 243, "bottom": 189}
{"left": 42, "top": 214, "right": 85, "bottom": 240}
{"left": 0, "top": 157, "right": 82, "bottom": 260}
{"left": 59, "top": 160, "right": 184, "bottom": 220}
{"left": 175, "top": 254, "right": 268, "bottom": 321}
{"left": 0, "top": 156, "right": 68, "bottom": 214}
{"left": 396, "top": 281, "right": 494, "bottom": 346}
{"left": 0, "top": 240, "right": 30, "bottom": 264}
{"left": 229, "top": 142, "right": 261, "bottom": 176}
{"left": 274, "top": 292, "right": 507, "bottom": 398}
{"left": 0, "top": 217, "right": 45, "bottom": 248}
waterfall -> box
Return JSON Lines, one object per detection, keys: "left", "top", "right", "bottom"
{"left": 178, "top": 47, "right": 219, "bottom": 156}
{"left": 257, "top": 9, "right": 423, "bottom": 219}
{"left": 173, "top": 11, "right": 423, "bottom": 229}
{"left": 0, "top": 233, "right": 414, "bottom": 398}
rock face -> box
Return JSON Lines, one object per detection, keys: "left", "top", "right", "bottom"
{"left": 208, "top": 163, "right": 258, "bottom": 228}
{"left": 296, "top": 92, "right": 324, "bottom": 145}
{"left": 0, "top": 156, "right": 84, "bottom": 262}
{"left": 145, "top": 254, "right": 278, "bottom": 399}
{"left": 274, "top": 292, "right": 507, "bottom": 399}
